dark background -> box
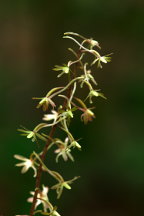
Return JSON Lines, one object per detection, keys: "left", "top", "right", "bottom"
{"left": 0, "top": 0, "right": 144, "bottom": 215}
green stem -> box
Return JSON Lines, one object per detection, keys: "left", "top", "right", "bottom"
{"left": 50, "top": 77, "right": 82, "bottom": 99}
{"left": 33, "top": 152, "right": 64, "bottom": 182}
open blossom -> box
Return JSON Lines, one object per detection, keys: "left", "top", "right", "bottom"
{"left": 27, "top": 185, "right": 49, "bottom": 212}
{"left": 55, "top": 137, "right": 74, "bottom": 162}
{"left": 43, "top": 110, "right": 58, "bottom": 124}
{"left": 14, "top": 155, "right": 37, "bottom": 177}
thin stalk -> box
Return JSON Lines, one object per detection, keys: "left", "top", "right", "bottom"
{"left": 30, "top": 70, "right": 77, "bottom": 216}
{"left": 49, "top": 77, "right": 82, "bottom": 99}
{"left": 30, "top": 125, "right": 57, "bottom": 215}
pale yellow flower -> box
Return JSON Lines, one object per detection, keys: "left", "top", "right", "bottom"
{"left": 27, "top": 185, "right": 49, "bottom": 212}
{"left": 14, "top": 154, "right": 37, "bottom": 177}
{"left": 54, "top": 137, "right": 74, "bottom": 162}
{"left": 43, "top": 110, "right": 58, "bottom": 123}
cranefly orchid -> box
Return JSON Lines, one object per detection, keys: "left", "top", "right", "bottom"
{"left": 14, "top": 32, "right": 111, "bottom": 215}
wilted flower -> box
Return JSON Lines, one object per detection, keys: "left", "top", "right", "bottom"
{"left": 53, "top": 64, "right": 70, "bottom": 77}
{"left": 27, "top": 185, "right": 49, "bottom": 212}
{"left": 14, "top": 154, "right": 37, "bottom": 177}
{"left": 43, "top": 110, "right": 58, "bottom": 123}
{"left": 54, "top": 137, "right": 74, "bottom": 162}
{"left": 81, "top": 108, "right": 95, "bottom": 124}
{"left": 87, "top": 38, "right": 101, "bottom": 49}
{"left": 35, "top": 97, "right": 56, "bottom": 111}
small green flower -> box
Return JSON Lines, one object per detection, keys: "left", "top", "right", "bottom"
{"left": 59, "top": 109, "right": 74, "bottom": 126}
{"left": 92, "top": 55, "right": 112, "bottom": 68}
{"left": 53, "top": 64, "right": 70, "bottom": 77}
{"left": 51, "top": 176, "right": 79, "bottom": 199}
{"left": 18, "top": 124, "right": 47, "bottom": 142}
{"left": 64, "top": 109, "right": 73, "bottom": 118}
{"left": 86, "top": 89, "right": 106, "bottom": 104}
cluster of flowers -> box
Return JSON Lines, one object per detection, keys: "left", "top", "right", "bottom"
{"left": 14, "top": 32, "right": 111, "bottom": 215}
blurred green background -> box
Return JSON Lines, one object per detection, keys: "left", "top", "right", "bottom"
{"left": 0, "top": 0, "right": 144, "bottom": 215}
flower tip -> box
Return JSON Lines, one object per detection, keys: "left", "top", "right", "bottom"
{"left": 63, "top": 183, "right": 71, "bottom": 190}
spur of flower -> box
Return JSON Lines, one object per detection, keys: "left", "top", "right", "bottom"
{"left": 53, "top": 64, "right": 70, "bottom": 77}
{"left": 14, "top": 154, "right": 37, "bottom": 177}
{"left": 51, "top": 176, "right": 79, "bottom": 199}
{"left": 27, "top": 185, "right": 49, "bottom": 212}
{"left": 54, "top": 137, "right": 74, "bottom": 162}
